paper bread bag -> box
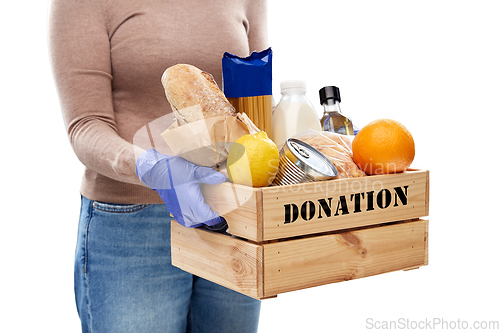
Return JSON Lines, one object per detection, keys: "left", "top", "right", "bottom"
{"left": 161, "top": 106, "right": 259, "bottom": 168}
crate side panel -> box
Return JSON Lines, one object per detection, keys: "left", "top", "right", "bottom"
{"left": 424, "top": 219, "right": 429, "bottom": 266}
{"left": 262, "top": 219, "right": 428, "bottom": 296}
{"left": 425, "top": 170, "right": 430, "bottom": 216}
{"left": 262, "top": 170, "right": 428, "bottom": 240}
{"left": 201, "top": 182, "right": 260, "bottom": 241}
{"left": 171, "top": 222, "right": 263, "bottom": 299}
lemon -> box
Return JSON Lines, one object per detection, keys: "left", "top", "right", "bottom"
{"left": 227, "top": 131, "right": 280, "bottom": 187}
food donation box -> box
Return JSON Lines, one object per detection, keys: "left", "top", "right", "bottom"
{"left": 171, "top": 169, "right": 429, "bottom": 300}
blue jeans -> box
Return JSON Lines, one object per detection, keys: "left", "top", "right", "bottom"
{"left": 75, "top": 196, "right": 261, "bottom": 333}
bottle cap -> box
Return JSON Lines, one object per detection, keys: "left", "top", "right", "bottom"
{"left": 280, "top": 80, "right": 307, "bottom": 93}
{"left": 319, "top": 86, "right": 341, "bottom": 104}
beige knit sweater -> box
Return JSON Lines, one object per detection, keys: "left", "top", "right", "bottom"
{"left": 49, "top": 0, "right": 268, "bottom": 204}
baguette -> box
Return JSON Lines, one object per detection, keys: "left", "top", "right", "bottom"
{"left": 161, "top": 64, "right": 236, "bottom": 124}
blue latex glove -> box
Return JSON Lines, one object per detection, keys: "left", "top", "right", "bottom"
{"left": 136, "top": 149, "right": 227, "bottom": 229}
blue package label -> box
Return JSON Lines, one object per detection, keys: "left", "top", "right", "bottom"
{"left": 222, "top": 47, "right": 272, "bottom": 98}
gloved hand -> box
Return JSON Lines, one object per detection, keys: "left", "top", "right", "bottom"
{"left": 136, "top": 149, "right": 227, "bottom": 229}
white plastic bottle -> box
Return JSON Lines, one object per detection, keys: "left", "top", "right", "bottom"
{"left": 272, "top": 80, "right": 322, "bottom": 148}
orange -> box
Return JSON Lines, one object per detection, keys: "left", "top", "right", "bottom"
{"left": 352, "top": 119, "right": 415, "bottom": 175}
{"left": 227, "top": 131, "right": 279, "bottom": 187}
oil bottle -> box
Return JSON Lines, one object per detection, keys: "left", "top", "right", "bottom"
{"left": 319, "top": 86, "right": 355, "bottom": 135}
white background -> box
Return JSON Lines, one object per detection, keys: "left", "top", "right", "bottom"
{"left": 1, "top": 0, "right": 499, "bottom": 332}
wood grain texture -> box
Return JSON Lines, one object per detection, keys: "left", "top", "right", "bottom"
{"left": 262, "top": 219, "right": 428, "bottom": 296}
{"left": 261, "top": 170, "right": 429, "bottom": 240}
{"left": 201, "top": 182, "right": 262, "bottom": 241}
{"left": 171, "top": 221, "right": 264, "bottom": 299}
{"left": 201, "top": 170, "right": 429, "bottom": 241}
{"left": 171, "top": 219, "right": 428, "bottom": 299}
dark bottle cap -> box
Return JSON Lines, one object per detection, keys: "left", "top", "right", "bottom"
{"left": 319, "top": 86, "right": 341, "bottom": 104}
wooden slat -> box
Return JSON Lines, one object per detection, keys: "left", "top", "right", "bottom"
{"left": 262, "top": 219, "right": 428, "bottom": 296}
{"left": 171, "top": 221, "right": 264, "bottom": 299}
{"left": 424, "top": 219, "right": 429, "bottom": 266}
{"left": 201, "top": 182, "right": 261, "bottom": 241}
{"left": 261, "top": 170, "right": 429, "bottom": 240}
{"left": 202, "top": 170, "right": 429, "bottom": 241}
{"left": 425, "top": 170, "right": 430, "bottom": 217}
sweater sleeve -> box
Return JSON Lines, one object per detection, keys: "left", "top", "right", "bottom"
{"left": 49, "top": 0, "right": 143, "bottom": 185}
{"left": 246, "top": 0, "right": 269, "bottom": 53}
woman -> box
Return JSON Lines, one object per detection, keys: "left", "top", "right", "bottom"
{"left": 49, "top": 0, "right": 268, "bottom": 332}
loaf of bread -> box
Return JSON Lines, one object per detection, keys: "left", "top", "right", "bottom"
{"left": 299, "top": 131, "right": 366, "bottom": 179}
{"left": 161, "top": 64, "right": 236, "bottom": 124}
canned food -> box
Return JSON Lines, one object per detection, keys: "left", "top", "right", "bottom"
{"left": 272, "top": 138, "right": 338, "bottom": 186}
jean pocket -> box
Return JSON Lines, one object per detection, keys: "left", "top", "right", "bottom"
{"left": 92, "top": 201, "right": 150, "bottom": 213}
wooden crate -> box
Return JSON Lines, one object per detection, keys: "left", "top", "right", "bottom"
{"left": 171, "top": 170, "right": 430, "bottom": 299}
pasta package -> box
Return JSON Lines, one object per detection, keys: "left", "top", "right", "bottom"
{"left": 296, "top": 130, "right": 366, "bottom": 179}
{"left": 222, "top": 48, "right": 273, "bottom": 138}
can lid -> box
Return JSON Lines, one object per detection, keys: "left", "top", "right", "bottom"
{"left": 319, "top": 86, "right": 341, "bottom": 104}
{"left": 283, "top": 138, "right": 338, "bottom": 180}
